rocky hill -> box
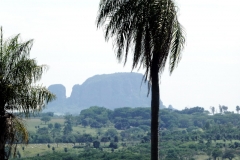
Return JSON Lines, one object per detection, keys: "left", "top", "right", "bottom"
{"left": 44, "top": 72, "right": 166, "bottom": 114}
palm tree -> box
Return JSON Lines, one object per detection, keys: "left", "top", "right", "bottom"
{"left": 0, "top": 27, "right": 55, "bottom": 159}
{"left": 219, "top": 105, "right": 223, "bottom": 114}
{"left": 96, "top": 0, "right": 185, "bottom": 159}
{"left": 210, "top": 106, "right": 215, "bottom": 115}
{"left": 236, "top": 106, "right": 240, "bottom": 114}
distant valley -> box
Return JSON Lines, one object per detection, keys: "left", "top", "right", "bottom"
{"left": 44, "top": 72, "right": 166, "bottom": 114}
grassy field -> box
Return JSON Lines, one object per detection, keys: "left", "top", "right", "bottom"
{"left": 15, "top": 142, "right": 125, "bottom": 159}
{"left": 24, "top": 118, "right": 65, "bottom": 132}
{"left": 16, "top": 143, "right": 77, "bottom": 158}
{"left": 24, "top": 117, "right": 110, "bottom": 136}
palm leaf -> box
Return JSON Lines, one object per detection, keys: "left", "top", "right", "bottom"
{"left": 0, "top": 27, "right": 55, "bottom": 158}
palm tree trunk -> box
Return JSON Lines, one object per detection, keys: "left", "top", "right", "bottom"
{"left": 0, "top": 147, "right": 4, "bottom": 160}
{"left": 151, "top": 68, "right": 160, "bottom": 160}
{"left": 0, "top": 112, "right": 6, "bottom": 160}
{"left": 0, "top": 99, "right": 7, "bottom": 159}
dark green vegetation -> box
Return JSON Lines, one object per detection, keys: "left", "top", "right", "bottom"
{"left": 45, "top": 73, "right": 166, "bottom": 114}
{"left": 96, "top": 0, "right": 185, "bottom": 159}
{"left": 9, "top": 106, "right": 240, "bottom": 160}
{"left": 0, "top": 28, "right": 55, "bottom": 159}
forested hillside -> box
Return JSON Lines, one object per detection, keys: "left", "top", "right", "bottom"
{"left": 12, "top": 106, "right": 240, "bottom": 160}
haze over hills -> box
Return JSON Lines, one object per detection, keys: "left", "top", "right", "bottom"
{"left": 44, "top": 72, "right": 166, "bottom": 114}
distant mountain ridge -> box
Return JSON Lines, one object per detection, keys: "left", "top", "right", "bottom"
{"left": 44, "top": 72, "right": 166, "bottom": 114}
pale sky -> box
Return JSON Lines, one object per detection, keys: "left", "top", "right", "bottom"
{"left": 1, "top": 0, "right": 240, "bottom": 112}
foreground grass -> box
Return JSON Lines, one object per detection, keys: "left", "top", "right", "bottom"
{"left": 14, "top": 143, "right": 82, "bottom": 158}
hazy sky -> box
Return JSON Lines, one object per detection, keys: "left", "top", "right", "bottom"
{"left": 1, "top": 0, "right": 240, "bottom": 111}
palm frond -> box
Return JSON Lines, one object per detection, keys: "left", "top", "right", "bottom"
{"left": 0, "top": 27, "right": 55, "bottom": 158}
{"left": 96, "top": 0, "right": 185, "bottom": 85}
{"left": 169, "top": 20, "right": 185, "bottom": 73}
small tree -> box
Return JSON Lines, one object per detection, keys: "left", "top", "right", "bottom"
{"left": 221, "top": 105, "right": 228, "bottom": 113}
{"left": 55, "top": 137, "right": 62, "bottom": 148}
{"left": 63, "top": 123, "right": 73, "bottom": 135}
{"left": 109, "top": 142, "right": 118, "bottom": 149}
{"left": 93, "top": 140, "right": 100, "bottom": 149}
{"left": 54, "top": 123, "right": 62, "bottom": 129}
{"left": 212, "top": 149, "right": 222, "bottom": 160}
{"left": 48, "top": 123, "right": 53, "bottom": 129}
{"left": 41, "top": 116, "right": 51, "bottom": 125}
{"left": 67, "top": 135, "right": 76, "bottom": 146}
{"left": 223, "top": 150, "right": 235, "bottom": 160}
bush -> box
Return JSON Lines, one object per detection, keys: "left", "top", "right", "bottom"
{"left": 109, "top": 142, "right": 118, "bottom": 149}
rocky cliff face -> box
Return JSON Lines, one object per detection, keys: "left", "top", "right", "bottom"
{"left": 45, "top": 72, "right": 165, "bottom": 113}
{"left": 48, "top": 84, "right": 66, "bottom": 100}
{"left": 46, "top": 84, "right": 67, "bottom": 111}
